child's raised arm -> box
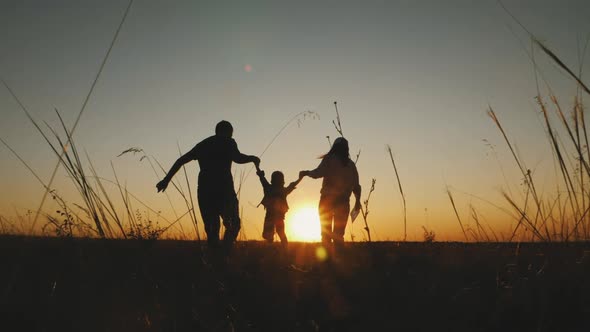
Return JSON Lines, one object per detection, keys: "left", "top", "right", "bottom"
{"left": 256, "top": 166, "right": 270, "bottom": 189}
{"left": 286, "top": 174, "right": 303, "bottom": 194}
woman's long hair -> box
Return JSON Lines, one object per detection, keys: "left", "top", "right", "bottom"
{"left": 321, "top": 137, "right": 350, "bottom": 166}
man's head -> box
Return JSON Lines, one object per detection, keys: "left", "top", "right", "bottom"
{"left": 215, "top": 120, "right": 233, "bottom": 138}
{"left": 271, "top": 171, "right": 285, "bottom": 187}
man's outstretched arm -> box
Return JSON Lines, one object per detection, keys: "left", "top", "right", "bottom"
{"left": 156, "top": 153, "right": 193, "bottom": 192}
{"left": 233, "top": 152, "right": 260, "bottom": 167}
{"left": 231, "top": 140, "right": 260, "bottom": 167}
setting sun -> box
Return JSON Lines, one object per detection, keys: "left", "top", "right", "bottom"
{"left": 286, "top": 206, "right": 322, "bottom": 242}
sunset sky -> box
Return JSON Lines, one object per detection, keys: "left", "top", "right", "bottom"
{"left": 1, "top": 0, "right": 589, "bottom": 241}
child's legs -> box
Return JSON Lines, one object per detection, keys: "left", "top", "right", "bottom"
{"left": 275, "top": 218, "right": 288, "bottom": 247}
{"left": 262, "top": 215, "right": 275, "bottom": 242}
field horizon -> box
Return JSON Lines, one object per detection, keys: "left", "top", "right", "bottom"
{"left": 2, "top": 235, "right": 589, "bottom": 331}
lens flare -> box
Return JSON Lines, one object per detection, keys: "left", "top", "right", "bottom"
{"left": 315, "top": 246, "right": 328, "bottom": 261}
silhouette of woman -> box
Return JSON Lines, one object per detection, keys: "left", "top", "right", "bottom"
{"left": 300, "top": 137, "right": 361, "bottom": 246}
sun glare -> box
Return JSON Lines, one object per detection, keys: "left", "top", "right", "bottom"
{"left": 286, "top": 206, "right": 322, "bottom": 242}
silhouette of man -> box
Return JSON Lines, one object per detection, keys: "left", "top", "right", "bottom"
{"left": 156, "top": 120, "right": 260, "bottom": 250}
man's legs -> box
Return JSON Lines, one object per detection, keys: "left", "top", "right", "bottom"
{"left": 221, "top": 193, "right": 241, "bottom": 248}
{"left": 198, "top": 189, "right": 221, "bottom": 248}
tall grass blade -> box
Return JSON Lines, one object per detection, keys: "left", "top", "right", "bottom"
{"left": 535, "top": 40, "right": 590, "bottom": 95}
{"left": 446, "top": 188, "right": 469, "bottom": 242}
{"left": 177, "top": 143, "right": 201, "bottom": 241}
{"left": 387, "top": 145, "right": 407, "bottom": 241}
{"left": 18, "top": 0, "right": 135, "bottom": 237}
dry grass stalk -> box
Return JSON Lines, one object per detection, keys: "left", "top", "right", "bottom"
{"left": 240, "top": 110, "right": 319, "bottom": 186}
{"left": 493, "top": 0, "right": 590, "bottom": 241}
{"left": 487, "top": 108, "right": 551, "bottom": 240}
{"left": 446, "top": 188, "right": 469, "bottom": 242}
{"left": 470, "top": 205, "right": 491, "bottom": 242}
{"left": 359, "top": 178, "right": 376, "bottom": 242}
{"left": 535, "top": 40, "right": 590, "bottom": 95}
{"left": 118, "top": 148, "right": 188, "bottom": 237}
{"left": 502, "top": 191, "right": 548, "bottom": 241}
{"left": 234, "top": 169, "right": 247, "bottom": 241}
{"left": 496, "top": 0, "right": 589, "bottom": 94}
{"left": 332, "top": 101, "right": 344, "bottom": 137}
{"left": 387, "top": 145, "right": 407, "bottom": 241}
{"left": 0, "top": 0, "right": 135, "bottom": 235}
{"left": 153, "top": 158, "right": 201, "bottom": 239}
{"left": 177, "top": 143, "right": 201, "bottom": 241}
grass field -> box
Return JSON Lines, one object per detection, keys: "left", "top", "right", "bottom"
{"left": 2, "top": 2, "right": 590, "bottom": 331}
{"left": 1, "top": 236, "right": 589, "bottom": 331}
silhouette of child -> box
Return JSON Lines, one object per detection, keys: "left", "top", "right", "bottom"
{"left": 256, "top": 165, "right": 303, "bottom": 249}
